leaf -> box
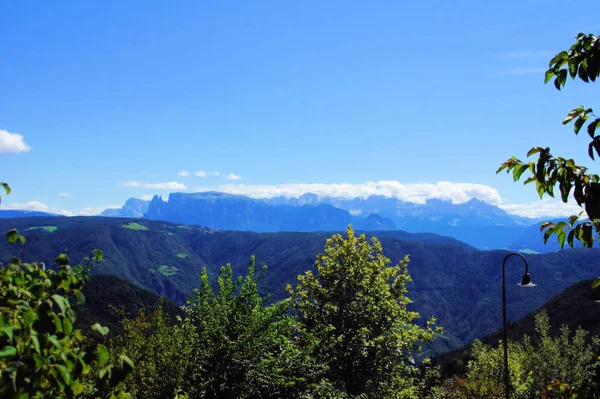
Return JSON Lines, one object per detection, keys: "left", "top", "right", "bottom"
{"left": 578, "top": 64, "right": 590, "bottom": 82}
{"left": 97, "top": 344, "right": 109, "bottom": 367}
{"left": 0, "top": 346, "right": 17, "bottom": 357}
{"left": 544, "top": 69, "right": 555, "bottom": 83}
{"left": 540, "top": 221, "right": 554, "bottom": 232}
{"left": 91, "top": 323, "right": 109, "bottom": 336}
{"left": 549, "top": 51, "right": 568, "bottom": 67}
{"left": 0, "top": 326, "right": 13, "bottom": 341}
{"left": 1, "top": 182, "right": 10, "bottom": 195}
{"left": 543, "top": 226, "right": 555, "bottom": 243}
{"left": 51, "top": 294, "right": 69, "bottom": 314}
{"left": 567, "top": 229, "right": 576, "bottom": 247}
{"left": 33, "top": 353, "right": 45, "bottom": 368}
{"left": 592, "top": 278, "right": 600, "bottom": 289}
{"left": 558, "top": 231, "right": 566, "bottom": 248}
{"left": 119, "top": 355, "right": 135, "bottom": 375}
{"left": 56, "top": 364, "right": 72, "bottom": 385}
{"left": 63, "top": 317, "right": 73, "bottom": 336}
{"left": 55, "top": 253, "right": 70, "bottom": 266}
{"left": 92, "top": 249, "right": 104, "bottom": 261}
{"left": 527, "top": 147, "right": 543, "bottom": 157}
{"left": 513, "top": 164, "right": 529, "bottom": 182}
{"left": 587, "top": 118, "right": 599, "bottom": 139}
{"left": 6, "top": 229, "right": 19, "bottom": 244}
{"left": 563, "top": 109, "right": 580, "bottom": 125}
{"left": 574, "top": 116, "right": 587, "bottom": 134}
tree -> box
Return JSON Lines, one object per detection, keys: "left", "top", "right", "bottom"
{"left": 287, "top": 225, "right": 441, "bottom": 398}
{"left": 441, "top": 311, "right": 600, "bottom": 398}
{"left": 0, "top": 247, "right": 133, "bottom": 398}
{"left": 0, "top": 181, "right": 133, "bottom": 398}
{"left": 497, "top": 33, "right": 600, "bottom": 249}
{"left": 107, "top": 305, "right": 196, "bottom": 399}
{"left": 184, "top": 256, "right": 330, "bottom": 399}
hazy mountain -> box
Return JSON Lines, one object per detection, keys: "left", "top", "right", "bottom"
{"left": 101, "top": 197, "right": 150, "bottom": 218}
{"left": 0, "top": 210, "right": 59, "bottom": 218}
{"left": 99, "top": 191, "right": 570, "bottom": 251}
{"left": 143, "top": 192, "right": 394, "bottom": 232}
{"left": 508, "top": 218, "right": 592, "bottom": 253}
{"left": 2, "top": 216, "right": 599, "bottom": 354}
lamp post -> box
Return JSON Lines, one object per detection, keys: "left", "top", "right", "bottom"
{"left": 502, "top": 252, "right": 536, "bottom": 399}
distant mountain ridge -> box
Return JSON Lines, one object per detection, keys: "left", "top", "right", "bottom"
{"left": 101, "top": 197, "right": 149, "bottom": 218}
{"left": 143, "top": 192, "right": 397, "bottom": 233}
{"left": 0, "top": 210, "right": 60, "bottom": 218}
{"left": 100, "top": 191, "right": 560, "bottom": 251}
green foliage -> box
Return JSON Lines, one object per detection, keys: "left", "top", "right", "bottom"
{"left": 287, "top": 225, "right": 441, "bottom": 398}
{"left": 107, "top": 306, "right": 196, "bottom": 399}
{"left": 3, "top": 216, "right": 600, "bottom": 354}
{"left": 121, "top": 223, "right": 149, "bottom": 231}
{"left": 497, "top": 32, "right": 600, "bottom": 249}
{"left": 441, "top": 311, "right": 600, "bottom": 398}
{"left": 436, "top": 278, "right": 600, "bottom": 378}
{"left": 176, "top": 252, "right": 188, "bottom": 259}
{"left": 0, "top": 246, "right": 132, "bottom": 398}
{"left": 184, "top": 256, "right": 330, "bottom": 398}
{"left": 0, "top": 182, "right": 10, "bottom": 206}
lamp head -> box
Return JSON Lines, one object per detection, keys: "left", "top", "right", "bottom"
{"left": 517, "top": 272, "right": 536, "bottom": 288}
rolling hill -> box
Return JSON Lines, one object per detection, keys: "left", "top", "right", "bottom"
{"left": 434, "top": 279, "right": 600, "bottom": 376}
{"left": 2, "top": 216, "right": 599, "bottom": 354}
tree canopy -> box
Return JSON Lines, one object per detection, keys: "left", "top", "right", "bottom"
{"left": 498, "top": 33, "right": 600, "bottom": 249}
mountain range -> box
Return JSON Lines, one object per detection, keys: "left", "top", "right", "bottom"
{"left": 2, "top": 216, "right": 599, "bottom": 355}
{"left": 101, "top": 191, "right": 556, "bottom": 252}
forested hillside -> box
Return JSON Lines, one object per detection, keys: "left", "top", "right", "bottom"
{"left": 434, "top": 279, "right": 600, "bottom": 376}
{"left": 2, "top": 216, "right": 599, "bottom": 353}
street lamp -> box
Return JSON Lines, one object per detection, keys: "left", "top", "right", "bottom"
{"left": 502, "top": 252, "right": 536, "bottom": 399}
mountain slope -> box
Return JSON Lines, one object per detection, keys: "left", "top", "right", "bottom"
{"left": 2, "top": 216, "right": 599, "bottom": 354}
{"left": 434, "top": 279, "right": 600, "bottom": 376}
{"left": 101, "top": 198, "right": 150, "bottom": 218}
{"left": 75, "top": 274, "right": 181, "bottom": 337}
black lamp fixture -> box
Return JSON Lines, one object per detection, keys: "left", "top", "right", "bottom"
{"left": 502, "top": 252, "right": 535, "bottom": 399}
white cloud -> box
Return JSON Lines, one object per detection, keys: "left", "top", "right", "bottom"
{"left": 57, "top": 193, "right": 71, "bottom": 198}
{"left": 138, "top": 195, "right": 154, "bottom": 201}
{"left": 196, "top": 180, "right": 502, "bottom": 204}
{"left": 0, "top": 130, "right": 31, "bottom": 154}
{"left": 76, "top": 205, "right": 122, "bottom": 216}
{"left": 1, "top": 200, "right": 118, "bottom": 216}
{"left": 227, "top": 173, "right": 242, "bottom": 181}
{"left": 121, "top": 181, "right": 186, "bottom": 190}
{"left": 499, "top": 198, "right": 584, "bottom": 218}
{"left": 178, "top": 170, "right": 190, "bottom": 177}
{"left": 194, "top": 170, "right": 208, "bottom": 178}
{"left": 213, "top": 172, "right": 220, "bottom": 176}
{"left": 3, "top": 201, "right": 50, "bottom": 212}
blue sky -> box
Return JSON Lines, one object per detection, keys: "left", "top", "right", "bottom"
{"left": 0, "top": 1, "right": 598, "bottom": 217}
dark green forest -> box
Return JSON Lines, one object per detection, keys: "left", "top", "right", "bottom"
{"left": 2, "top": 216, "right": 599, "bottom": 354}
